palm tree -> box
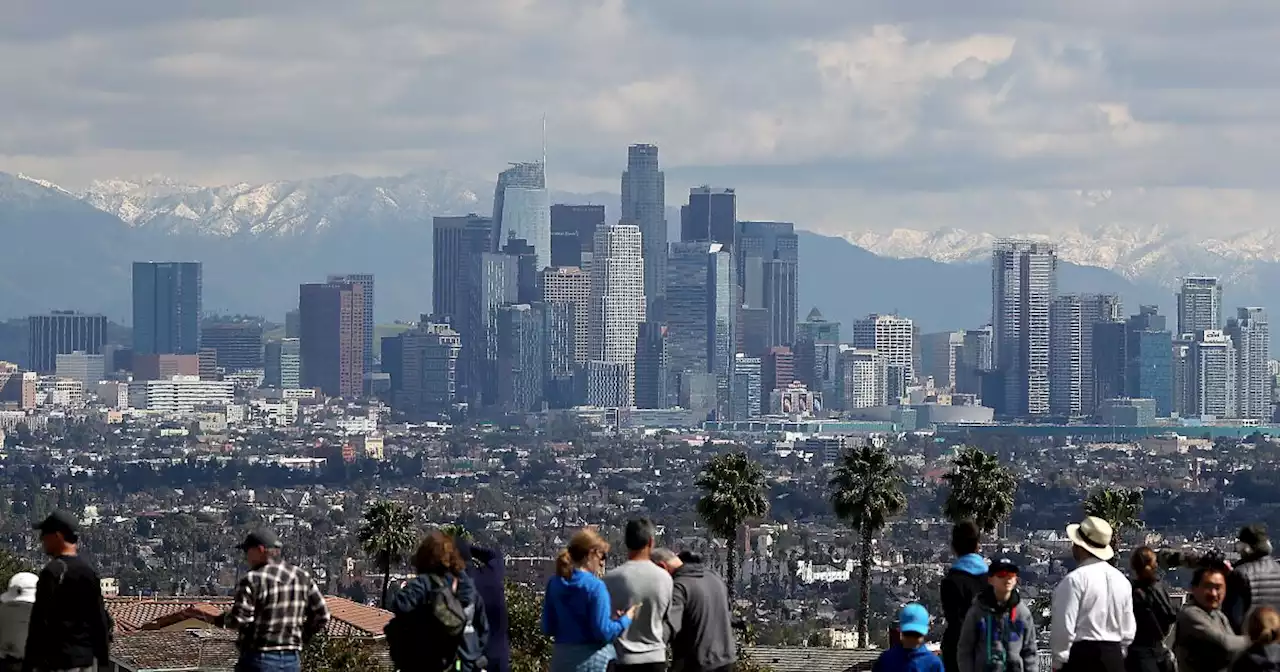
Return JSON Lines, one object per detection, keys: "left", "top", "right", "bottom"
{"left": 358, "top": 501, "right": 418, "bottom": 608}
{"left": 695, "top": 451, "right": 768, "bottom": 602}
{"left": 440, "top": 523, "right": 473, "bottom": 542}
{"left": 942, "top": 446, "right": 1017, "bottom": 533}
{"left": 1084, "top": 487, "right": 1144, "bottom": 552}
{"left": 829, "top": 444, "right": 907, "bottom": 648}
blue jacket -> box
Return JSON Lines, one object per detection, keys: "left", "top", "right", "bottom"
{"left": 875, "top": 645, "right": 946, "bottom": 672}
{"left": 542, "top": 569, "right": 631, "bottom": 646}
{"left": 387, "top": 572, "right": 486, "bottom": 672}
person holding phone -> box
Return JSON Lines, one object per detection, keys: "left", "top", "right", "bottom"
{"left": 543, "top": 529, "right": 639, "bottom": 672}
{"left": 605, "top": 519, "right": 673, "bottom": 672}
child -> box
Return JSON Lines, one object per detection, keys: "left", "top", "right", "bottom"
{"left": 957, "top": 558, "right": 1038, "bottom": 672}
{"left": 876, "top": 603, "right": 945, "bottom": 672}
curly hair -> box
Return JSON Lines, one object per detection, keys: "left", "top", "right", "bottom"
{"left": 413, "top": 530, "right": 465, "bottom": 575}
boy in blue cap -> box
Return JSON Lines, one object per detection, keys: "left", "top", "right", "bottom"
{"left": 875, "top": 603, "right": 945, "bottom": 672}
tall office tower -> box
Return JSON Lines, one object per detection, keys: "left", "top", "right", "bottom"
{"left": 666, "top": 242, "right": 734, "bottom": 409}
{"left": 55, "top": 352, "right": 105, "bottom": 389}
{"left": 133, "top": 261, "right": 202, "bottom": 355}
{"left": 199, "top": 322, "right": 264, "bottom": 372}
{"left": 541, "top": 267, "right": 591, "bottom": 365}
{"left": 588, "top": 224, "right": 646, "bottom": 406}
{"left": 730, "top": 354, "right": 762, "bottom": 420}
{"left": 493, "top": 162, "right": 550, "bottom": 271}
{"left": 738, "top": 307, "right": 771, "bottom": 358}
{"left": 1125, "top": 306, "right": 1174, "bottom": 417}
{"left": 327, "top": 274, "right": 375, "bottom": 373}
{"left": 501, "top": 238, "right": 541, "bottom": 304}
{"left": 737, "top": 221, "right": 799, "bottom": 348}
{"left": 991, "top": 240, "right": 1057, "bottom": 418}
{"left": 284, "top": 309, "right": 301, "bottom": 338}
{"left": 622, "top": 144, "right": 667, "bottom": 318}
{"left": 1226, "top": 307, "right": 1271, "bottom": 421}
{"left": 794, "top": 307, "right": 842, "bottom": 402}
{"left": 841, "top": 348, "right": 888, "bottom": 410}
{"left": 1049, "top": 294, "right": 1122, "bottom": 417}
{"left": 1092, "top": 321, "right": 1127, "bottom": 409}
{"left": 1177, "top": 276, "right": 1224, "bottom": 337}
{"left": 762, "top": 346, "right": 795, "bottom": 414}
{"left": 497, "top": 304, "right": 545, "bottom": 413}
{"left": 432, "top": 214, "right": 497, "bottom": 321}
{"left": 470, "top": 252, "right": 520, "bottom": 406}
{"left": 681, "top": 187, "right": 737, "bottom": 248}
{"left": 919, "top": 331, "right": 964, "bottom": 390}
{"left": 264, "top": 338, "right": 301, "bottom": 389}
{"left": 1190, "top": 330, "right": 1237, "bottom": 418}
{"left": 954, "top": 326, "right": 994, "bottom": 396}
{"left": 550, "top": 204, "right": 604, "bottom": 268}
{"left": 1172, "top": 337, "right": 1194, "bottom": 417}
{"left": 584, "top": 361, "right": 631, "bottom": 408}
{"left": 852, "top": 314, "right": 916, "bottom": 384}
{"left": 298, "top": 280, "right": 366, "bottom": 398}
{"left": 541, "top": 302, "right": 576, "bottom": 408}
{"left": 28, "top": 311, "right": 108, "bottom": 373}
{"left": 384, "top": 320, "right": 462, "bottom": 418}
{"left": 634, "top": 322, "right": 671, "bottom": 409}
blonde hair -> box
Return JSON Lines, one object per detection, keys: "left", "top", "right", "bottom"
{"left": 556, "top": 528, "right": 609, "bottom": 579}
{"left": 1248, "top": 607, "right": 1280, "bottom": 645}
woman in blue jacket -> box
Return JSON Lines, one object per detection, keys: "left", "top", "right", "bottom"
{"left": 542, "top": 528, "right": 639, "bottom": 672}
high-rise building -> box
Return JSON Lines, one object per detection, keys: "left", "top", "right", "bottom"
{"left": 1124, "top": 306, "right": 1174, "bottom": 417}
{"left": 795, "top": 307, "right": 842, "bottom": 403}
{"left": 1226, "top": 307, "right": 1270, "bottom": 421}
{"left": 383, "top": 320, "right": 461, "bottom": 418}
{"left": 1177, "top": 277, "right": 1224, "bottom": 337}
{"left": 55, "top": 352, "right": 105, "bottom": 390}
{"left": 762, "top": 346, "right": 795, "bottom": 414}
{"left": 285, "top": 309, "right": 301, "bottom": 339}
{"left": 666, "top": 242, "right": 734, "bottom": 410}
{"left": 1189, "top": 329, "right": 1237, "bottom": 418}
{"left": 737, "top": 221, "right": 799, "bottom": 348}
{"left": 328, "top": 274, "right": 375, "bottom": 373}
{"left": 730, "top": 354, "right": 762, "bottom": 421}
{"left": 852, "top": 314, "right": 916, "bottom": 385}
{"left": 541, "top": 302, "right": 576, "bottom": 408}
{"left": 992, "top": 240, "right": 1057, "bottom": 418}
{"left": 497, "top": 304, "right": 545, "bottom": 413}
{"left": 840, "top": 347, "right": 888, "bottom": 410}
{"left": 199, "top": 322, "right": 264, "bottom": 372}
{"left": 28, "top": 311, "right": 108, "bottom": 373}
{"left": 541, "top": 266, "right": 591, "bottom": 365}
{"left": 919, "top": 331, "right": 964, "bottom": 390}
{"left": 681, "top": 187, "right": 736, "bottom": 248}
{"left": 1172, "top": 336, "right": 1194, "bottom": 417}
{"left": 470, "top": 252, "right": 520, "bottom": 406}
{"left": 1049, "top": 294, "right": 1121, "bottom": 417}
{"left": 584, "top": 361, "right": 631, "bottom": 408}
{"left": 588, "top": 224, "right": 646, "bottom": 406}
{"left": 432, "top": 214, "right": 497, "bottom": 321}
{"left": 133, "top": 261, "right": 202, "bottom": 355}
{"left": 500, "top": 238, "right": 541, "bottom": 304}
{"left": 738, "top": 307, "right": 771, "bottom": 358}
{"left": 493, "top": 162, "right": 550, "bottom": 271}
{"left": 635, "top": 322, "right": 670, "bottom": 409}
{"left": 954, "top": 326, "right": 994, "bottom": 396}
{"left": 621, "top": 145, "right": 667, "bottom": 318}
{"left": 1092, "top": 321, "right": 1127, "bottom": 409}
{"left": 299, "top": 280, "right": 366, "bottom": 398}
{"left": 550, "top": 204, "right": 604, "bottom": 268}
{"left": 264, "top": 338, "right": 301, "bottom": 389}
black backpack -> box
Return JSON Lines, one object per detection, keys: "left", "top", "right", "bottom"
{"left": 387, "top": 575, "right": 469, "bottom": 671}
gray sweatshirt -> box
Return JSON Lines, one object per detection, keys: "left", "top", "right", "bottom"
{"left": 1175, "top": 603, "right": 1250, "bottom": 672}
{"left": 665, "top": 563, "right": 737, "bottom": 672}
{"left": 957, "top": 589, "right": 1038, "bottom": 672}
{"left": 604, "top": 559, "right": 673, "bottom": 664}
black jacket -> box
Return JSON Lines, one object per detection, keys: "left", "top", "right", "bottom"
{"left": 1131, "top": 578, "right": 1179, "bottom": 649}
{"left": 462, "top": 544, "right": 509, "bottom": 672}
{"left": 942, "top": 557, "right": 989, "bottom": 672}
{"left": 387, "top": 572, "right": 482, "bottom": 672}
{"left": 22, "top": 555, "right": 111, "bottom": 672}
{"left": 666, "top": 563, "right": 737, "bottom": 672}
{"left": 1227, "top": 555, "right": 1280, "bottom": 633}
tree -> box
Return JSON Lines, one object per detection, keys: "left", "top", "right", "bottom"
{"left": 942, "top": 446, "right": 1017, "bottom": 533}
{"left": 0, "top": 550, "right": 30, "bottom": 588}
{"left": 506, "top": 580, "right": 553, "bottom": 672}
{"left": 829, "top": 444, "right": 906, "bottom": 648}
{"left": 1084, "top": 487, "right": 1144, "bottom": 551}
{"left": 357, "top": 501, "right": 417, "bottom": 608}
{"left": 695, "top": 451, "right": 768, "bottom": 601}
{"left": 440, "top": 523, "right": 473, "bottom": 541}
{"left": 302, "top": 634, "right": 381, "bottom": 672}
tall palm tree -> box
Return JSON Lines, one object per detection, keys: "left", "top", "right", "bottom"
{"left": 1084, "top": 487, "right": 1144, "bottom": 552}
{"left": 358, "top": 501, "right": 418, "bottom": 608}
{"left": 829, "top": 444, "right": 907, "bottom": 648}
{"left": 696, "top": 451, "right": 768, "bottom": 602}
{"left": 942, "top": 446, "right": 1017, "bottom": 533}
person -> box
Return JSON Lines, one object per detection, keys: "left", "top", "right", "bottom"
{"left": 944, "top": 522, "right": 990, "bottom": 672}
{"left": 23, "top": 511, "right": 111, "bottom": 672}
{"left": 1127, "top": 547, "right": 1179, "bottom": 672}
{"left": 652, "top": 548, "right": 736, "bottom": 672}
{"left": 388, "top": 531, "right": 486, "bottom": 672}
{"left": 542, "top": 529, "right": 638, "bottom": 672}
{"left": 459, "top": 538, "right": 510, "bottom": 672}
{"left": 1049, "top": 516, "right": 1135, "bottom": 672}
{"left": 957, "top": 558, "right": 1038, "bottom": 672}
{"left": 0, "top": 573, "right": 37, "bottom": 672}
{"left": 1232, "top": 607, "right": 1280, "bottom": 672}
{"left": 1174, "top": 563, "right": 1249, "bottom": 672}
{"left": 223, "top": 529, "right": 330, "bottom": 672}
{"left": 874, "top": 603, "right": 945, "bottom": 672}
{"left": 604, "top": 519, "right": 673, "bottom": 672}
{"left": 1226, "top": 526, "right": 1280, "bottom": 634}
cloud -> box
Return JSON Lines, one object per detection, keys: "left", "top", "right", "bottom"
{"left": 3, "top": 1, "right": 1280, "bottom": 234}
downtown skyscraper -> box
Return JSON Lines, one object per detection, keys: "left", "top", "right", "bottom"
{"left": 133, "top": 262, "right": 202, "bottom": 355}
{"left": 992, "top": 240, "right": 1057, "bottom": 418}
{"left": 666, "top": 242, "right": 734, "bottom": 414}
{"left": 681, "top": 187, "right": 737, "bottom": 248}
{"left": 493, "top": 162, "right": 550, "bottom": 272}
{"left": 299, "top": 280, "right": 366, "bottom": 398}
{"left": 621, "top": 144, "right": 667, "bottom": 318}
{"left": 737, "top": 221, "right": 799, "bottom": 349}
{"left": 1226, "top": 307, "right": 1271, "bottom": 421}
{"left": 588, "top": 224, "right": 646, "bottom": 406}
{"left": 1049, "top": 293, "right": 1122, "bottom": 418}
{"left": 328, "top": 274, "right": 375, "bottom": 373}
{"left": 1177, "top": 276, "right": 1223, "bottom": 336}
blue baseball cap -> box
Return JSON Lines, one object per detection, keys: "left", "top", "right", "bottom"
{"left": 899, "top": 603, "right": 930, "bottom": 636}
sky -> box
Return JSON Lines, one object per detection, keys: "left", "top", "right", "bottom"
{"left": 5, "top": 0, "right": 1280, "bottom": 236}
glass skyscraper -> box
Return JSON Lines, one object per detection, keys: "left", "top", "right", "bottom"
{"left": 1125, "top": 306, "right": 1174, "bottom": 417}
{"left": 494, "top": 162, "right": 550, "bottom": 272}
{"left": 991, "top": 240, "right": 1056, "bottom": 418}
{"left": 622, "top": 144, "right": 667, "bottom": 318}
{"left": 133, "top": 262, "right": 202, "bottom": 355}
{"left": 665, "top": 242, "right": 733, "bottom": 409}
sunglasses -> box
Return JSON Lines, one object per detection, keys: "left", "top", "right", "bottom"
{"left": 992, "top": 571, "right": 1018, "bottom": 578}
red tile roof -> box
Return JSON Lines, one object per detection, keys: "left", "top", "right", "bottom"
{"left": 106, "top": 595, "right": 391, "bottom": 638}
{"left": 111, "top": 629, "right": 238, "bottom": 671}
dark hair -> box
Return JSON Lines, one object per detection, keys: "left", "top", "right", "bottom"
{"left": 624, "top": 518, "right": 656, "bottom": 552}
{"left": 1191, "top": 563, "right": 1229, "bottom": 587}
{"left": 951, "top": 521, "right": 981, "bottom": 556}
{"left": 413, "top": 531, "right": 465, "bottom": 575}
{"left": 677, "top": 550, "right": 702, "bottom": 564}
{"left": 1130, "top": 547, "right": 1159, "bottom": 581}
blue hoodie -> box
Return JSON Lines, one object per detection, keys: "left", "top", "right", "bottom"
{"left": 875, "top": 644, "right": 945, "bottom": 672}
{"left": 542, "top": 569, "right": 632, "bottom": 646}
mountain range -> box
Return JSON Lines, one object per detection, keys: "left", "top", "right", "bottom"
{"left": 0, "top": 171, "right": 1273, "bottom": 335}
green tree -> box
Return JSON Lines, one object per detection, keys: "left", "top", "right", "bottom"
{"left": 0, "top": 550, "right": 30, "bottom": 588}
{"left": 302, "top": 633, "right": 381, "bottom": 672}
{"left": 440, "top": 523, "right": 473, "bottom": 541}
{"left": 357, "top": 501, "right": 417, "bottom": 608}
{"left": 829, "top": 444, "right": 906, "bottom": 648}
{"left": 942, "top": 446, "right": 1017, "bottom": 533}
{"left": 695, "top": 451, "right": 768, "bottom": 601}
{"left": 506, "top": 580, "right": 553, "bottom": 672}
{"left": 1084, "top": 487, "right": 1144, "bottom": 552}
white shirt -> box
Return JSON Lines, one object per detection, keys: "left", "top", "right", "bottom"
{"left": 1050, "top": 556, "right": 1137, "bottom": 668}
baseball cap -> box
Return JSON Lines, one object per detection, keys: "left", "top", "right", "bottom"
{"left": 236, "top": 529, "right": 283, "bottom": 551}
{"left": 990, "top": 558, "right": 1020, "bottom": 575}
{"left": 899, "top": 603, "right": 930, "bottom": 636}
{"left": 33, "top": 511, "right": 78, "bottom": 537}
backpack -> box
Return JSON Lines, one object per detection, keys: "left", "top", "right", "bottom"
{"left": 386, "top": 575, "right": 469, "bottom": 672}
{"left": 427, "top": 574, "right": 469, "bottom": 639}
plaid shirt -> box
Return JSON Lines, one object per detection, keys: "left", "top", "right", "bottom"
{"left": 225, "top": 559, "right": 330, "bottom": 653}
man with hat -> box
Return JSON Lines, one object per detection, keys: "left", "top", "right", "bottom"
{"left": 1049, "top": 516, "right": 1135, "bottom": 672}
{"left": 22, "top": 511, "right": 111, "bottom": 672}
{"left": 1224, "top": 524, "right": 1280, "bottom": 633}
{"left": 222, "top": 529, "right": 330, "bottom": 672}
{"left": 957, "top": 558, "right": 1038, "bottom": 672}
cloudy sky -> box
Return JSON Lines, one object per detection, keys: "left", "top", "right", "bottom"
{"left": 5, "top": 1, "right": 1280, "bottom": 235}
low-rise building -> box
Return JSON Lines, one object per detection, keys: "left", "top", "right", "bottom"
{"left": 128, "top": 376, "right": 235, "bottom": 413}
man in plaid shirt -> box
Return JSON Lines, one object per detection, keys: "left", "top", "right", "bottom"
{"left": 223, "top": 529, "right": 330, "bottom": 672}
